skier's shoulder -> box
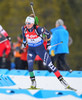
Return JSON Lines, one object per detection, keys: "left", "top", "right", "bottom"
{"left": 35, "top": 25, "right": 49, "bottom": 34}
{"left": 35, "top": 25, "right": 44, "bottom": 34}
{"left": 21, "top": 25, "right": 27, "bottom": 31}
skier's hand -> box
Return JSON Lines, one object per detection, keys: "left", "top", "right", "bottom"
{"left": 22, "top": 42, "right": 26, "bottom": 48}
{"left": 47, "top": 44, "right": 51, "bottom": 50}
{"left": 51, "top": 50, "right": 55, "bottom": 56}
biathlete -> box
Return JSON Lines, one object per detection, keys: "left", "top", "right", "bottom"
{"left": 21, "top": 14, "right": 70, "bottom": 89}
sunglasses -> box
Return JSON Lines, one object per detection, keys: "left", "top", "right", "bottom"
{"left": 25, "top": 22, "right": 31, "bottom": 25}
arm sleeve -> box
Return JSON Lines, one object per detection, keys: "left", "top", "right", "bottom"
{"left": 37, "top": 27, "right": 51, "bottom": 45}
{"left": 21, "top": 26, "right": 26, "bottom": 43}
{"left": 44, "top": 29, "right": 51, "bottom": 45}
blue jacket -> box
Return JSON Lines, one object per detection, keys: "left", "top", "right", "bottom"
{"left": 50, "top": 26, "right": 69, "bottom": 55}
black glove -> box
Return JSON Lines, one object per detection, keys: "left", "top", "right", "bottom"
{"left": 46, "top": 43, "right": 51, "bottom": 50}
{"left": 6, "top": 36, "right": 11, "bottom": 41}
{"left": 22, "top": 42, "right": 26, "bottom": 48}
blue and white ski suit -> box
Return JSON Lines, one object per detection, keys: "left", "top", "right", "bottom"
{"left": 22, "top": 25, "right": 61, "bottom": 77}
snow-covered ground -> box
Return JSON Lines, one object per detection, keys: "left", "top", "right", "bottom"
{"left": 0, "top": 75, "right": 82, "bottom": 100}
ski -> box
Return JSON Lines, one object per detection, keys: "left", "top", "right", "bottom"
{"left": 66, "top": 86, "right": 77, "bottom": 91}
{"left": 27, "top": 88, "right": 43, "bottom": 90}
{"left": 18, "top": 87, "right": 43, "bottom": 90}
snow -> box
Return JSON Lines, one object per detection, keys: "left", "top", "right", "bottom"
{"left": 0, "top": 75, "right": 82, "bottom": 100}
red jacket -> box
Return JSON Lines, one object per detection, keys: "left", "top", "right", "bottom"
{"left": 0, "top": 40, "right": 11, "bottom": 57}
{"left": 1, "top": 29, "right": 9, "bottom": 37}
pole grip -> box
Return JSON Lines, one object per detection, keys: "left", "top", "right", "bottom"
{"left": 30, "top": 2, "right": 33, "bottom": 6}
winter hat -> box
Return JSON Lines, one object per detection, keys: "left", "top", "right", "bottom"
{"left": 29, "top": 14, "right": 38, "bottom": 25}
{"left": 25, "top": 16, "right": 35, "bottom": 24}
{"left": 56, "top": 19, "right": 64, "bottom": 26}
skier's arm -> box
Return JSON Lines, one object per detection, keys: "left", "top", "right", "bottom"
{"left": 37, "top": 27, "right": 51, "bottom": 44}
{"left": 37, "top": 27, "right": 51, "bottom": 50}
{"left": 21, "top": 26, "right": 26, "bottom": 48}
{"left": 5, "top": 40, "right": 11, "bottom": 57}
{"left": 44, "top": 29, "right": 51, "bottom": 45}
{"left": 21, "top": 26, "right": 26, "bottom": 43}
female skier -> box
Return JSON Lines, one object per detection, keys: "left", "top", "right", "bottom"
{"left": 21, "top": 15, "right": 71, "bottom": 90}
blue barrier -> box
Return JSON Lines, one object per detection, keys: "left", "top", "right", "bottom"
{"left": 46, "top": 72, "right": 55, "bottom": 76}
{"left": 0, "top": 75, "right": 8, "bottom": 86}
{"left": 46, "top": 71, "right": 68, "bottom": 77}
{"left": 6, "top": 70, "right": 28, "bottom": 75}
{"left": 0, "top": 89, "right": 81, "bottom": 99}
{"left": 0, "top": 69, "right": 9, "bottom": 75}
{"left": 34, "top": 90, "right": 81, "bottom": 99}
{"left": 34, "top": 70, "right": 49, "bottom": 76}
{"left": 59, "top": 71, "right": 69, "bottom": 77}
{"left": 0, "top": 75, "right": 16, "bottom": 87}
{"left": 66, "top": 71, "right": 82, "bottom": 77}
{"left": 2, "top": 75, "right": 16, "bottom": 86}
{"left": 0, "top": 69, "right": 82, "bottom": 77}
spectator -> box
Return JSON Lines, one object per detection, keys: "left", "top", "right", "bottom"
{"left": 0, "top": 25, "right": 11, "bottom": 41}
{"left": 0, "top": 25, "right": 13, "bottom": 69}
{"left": 13, "top": 34, "right": 22, "bottom": 69}
{"left": 5, "top": 43, "right": 13, "bottom": 70}
{"left": 55, "top": 25, "right": 73, "bottom": 71}
{"left": 63, "top": 25, "right": 73, "bottom": 46}
{"left": 0, "top": 32, "right": 11, "bottom": 68}
{"left": 50, "top": 19, "right": 72, "bottom": 72}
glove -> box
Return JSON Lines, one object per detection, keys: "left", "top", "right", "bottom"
{"left": 22, "top": 42, "right": 26, "bottom": 48}
{"left": 47, "top": 44, "right": 51, "bottom": 50}
{"left": 51, "top": 50, "right": 55, "bottom": 56}
{"left": 6, "top": 36, "right": 11, "bottom": 41}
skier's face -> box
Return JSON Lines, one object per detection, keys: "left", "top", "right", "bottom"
{"left": 26, "top": 22, "right": 34, "bottom": 29}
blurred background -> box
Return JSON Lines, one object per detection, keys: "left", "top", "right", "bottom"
{"left": 0, "top": 0, "right": 82, "bottom": 70}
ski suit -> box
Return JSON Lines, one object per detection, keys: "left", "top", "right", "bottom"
{"left": 22, "top": 25, "right": 61, "bottom": 78}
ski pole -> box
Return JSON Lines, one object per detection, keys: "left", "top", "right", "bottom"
{"left": 48, "top": 41, "right": 63, "bottom": 50}
{"left": 30, "top": 2, "right": 38, "bottom": 25}
{"left": 30, "top": 2, "right": 35, "bottom": 17}
{"left": 51, "top": 41, "right": 63, "bottom": 48}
